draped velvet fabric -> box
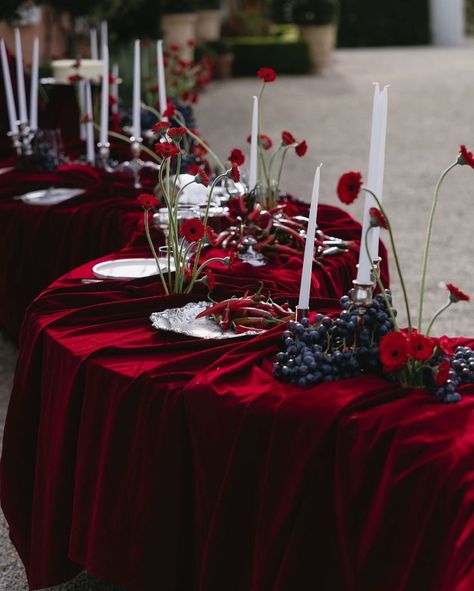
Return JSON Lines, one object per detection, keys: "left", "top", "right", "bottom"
{"left": 1, "top": 247, "right": 473, "bottom": 591}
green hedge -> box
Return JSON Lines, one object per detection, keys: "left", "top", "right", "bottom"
{"left": 337, "top": 0, "right": 430, "bottom": 47}
{"left": 230, "top": 37, "right": 312, "bottom": 75}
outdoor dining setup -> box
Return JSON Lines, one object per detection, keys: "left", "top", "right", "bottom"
{"left": 0, "top": 22, "right": 473, "bottom": 591}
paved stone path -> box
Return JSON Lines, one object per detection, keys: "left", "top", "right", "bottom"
{"left": 2, "top": 44, "right": 474, "bottom": 589}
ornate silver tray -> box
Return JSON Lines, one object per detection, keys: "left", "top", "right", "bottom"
{"left": 150, "top": 301, "right": 260, "bottom": 340}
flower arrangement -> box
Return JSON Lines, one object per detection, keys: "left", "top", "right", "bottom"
{"left": 137, "top": 124, "right": 240, "bottom": 294}
{"left": 274, "top": 145, "right": 473, "bottom": 403}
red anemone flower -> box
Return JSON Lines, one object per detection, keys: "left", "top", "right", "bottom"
{"left": 407, "top": 332, "right": 435, "bottom": 362}
{"left": 257, "top": 66, "right": 276, "bottom": 82}
{"left": 458, "top": 145, "right": 474, "bottom": 168}
{"left": 379, "top": 331, "right": 408, "bottom": 373}
{"left": 446, "top": 283, "right": 470, "bottom": 303}
{"left": 337, "top": 171, "right": 363, "bottom": 205}
{"left": 155, "top": 142, "right": 180, "bottom": 158}
{"left": 295, "top": 140, "right": 307, "bottom": 157}
{"left": 229, "top": 148, "right": 245, "bottom": 166}
{"left": 181, "top": 218, "right": 205, "bottom": 243}
{"left": 137, "top": 193, "right": 158, "bottom": 209}
{"left": 369, "top": 207, "right": 389, "bottom": 229}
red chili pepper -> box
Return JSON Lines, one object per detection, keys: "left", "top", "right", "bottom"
{"left": 233, "top": 317, "right": 268, "bottom": 327}
{"left": 271, "top": 302, "right": 291, "bottom": 316}
{"left": 238, "top": 195, "right": 247, "bottom": 215}
{"left": 251, "top": 301, "right": 274, "bottom": 311}
{"left": 248, "top": 203, "right": 262, "bottom": 221}
{"left": 213, "top": 231, "right": 229, "bottom": 247}
{"left": 234, "top": 324, "right": 265, "bottom": 334}
{"left": 273, "top": 222, "right": 306, "bottom": 245}
{"left": 276, "top": 218, "right": 306, "bottom": 231}
{"left": 267, "top": 244, "right": 302, "bottom": 257}
{"left": 237, "top": 307, "right": 274, "bottom": 318}
{"left": 196, "top": 297, "right": 254, "bottom": 319}
{"left": 219, "top": 305, "right": 231, "bottom": 330}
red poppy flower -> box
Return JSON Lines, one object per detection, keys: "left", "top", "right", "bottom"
{"left": 228, "top": 162, "right": 240, "bottom": 183}
{"left": 163, "top": 101, "right": 176, "bottom": 118}
{"left": 295, "top": 140, "right": 307, "bottom": 157}
{"left": 181, "top": 218, "right": 205, "bottom": 243}
{"left": 137, "top": 193, "right": 158, "bottom": 209}
{"left": 257, "top": 66, "right": 277, "bottom": 82}
{"left": 281, "top": 131, "right": 296, "bottom": 146}
{"left": 369, "top": 207, "right": 389, "bottom": 229}
{"left": 446, "top": 283, "right": 470, "bottom": 303}
{"left": 152, "top": 121, "right": 170, "bottom": 135}
{"left": 193, "top": 167, "right": 209, "bottom": 187}
{"left": 229, "top": 148, "right": 245, "bottom": 166}
{"left": 68, "top": 74, "right": 83, "bottom": 83}
{"left": 435, "top": 335, "right": 455, "bottom": 356}
{"left": 379, "top": 331, "right": 408, "bottom": 373}
{"left": 155, "top": 141, "right": 180, "bottom": 158}
{"left": 458, "top": 145, "right": 474, "bottom": 168}
{"left": 435, "top": 360, "right": 451, "bottom": 386}
{"left": 168, "top": 126, "right": 187, "bottom": 141}
{"left": 337, "top": 171, "right": 363, "bottom": 205}
{"left": 407, "top": 332, "right": 434, "bottom": 362}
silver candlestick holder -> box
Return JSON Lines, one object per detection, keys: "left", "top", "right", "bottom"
{"left": 97, "top": 141, "right": 114, "bottom": 172}
{"left": 350, "top": 257, "right": 382, "bottom": 312}
{"left": 116, "top": 136, "right": 160, "bottom": 189}
{"left": 7, "top": 129, "right": 22, "bottom": 156}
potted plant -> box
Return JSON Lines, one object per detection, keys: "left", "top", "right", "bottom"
{"left": 293, "top": 0, "right": 338, "bottom": 72}
{"left": 160, "top": 0, "right": 197, "bottom": 61}
{"left": 196, "top": 0, "right": 222, "bottom": 43}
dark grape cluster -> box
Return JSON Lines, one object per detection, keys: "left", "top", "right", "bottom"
{"left": 427, "top": 346, "right": 474, "bottom": 403}
{"left": 273, "top": 291, "right": 396, "bottom": 387}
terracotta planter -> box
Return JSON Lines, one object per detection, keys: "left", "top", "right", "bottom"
{"left": 214, "top": 53, "right": 234, "bottom": 79}
{"left": 161, "top": 12, "right": 197, "bottom": 61}
{"left": 300, "top": 24, "right": 337, "bottom": 72}
{"left": 196, "top": 9, "right": 222, "bottom": 42}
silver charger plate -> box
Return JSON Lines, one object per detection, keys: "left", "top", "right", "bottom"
{"left": 93, "top": 258, "right": 175, "bottom": 280}
{"left": 17, "top": 187, "right": 85, "bottom": 206}
{"left": 150, "top": 301, "right": 261, "bottom": 340}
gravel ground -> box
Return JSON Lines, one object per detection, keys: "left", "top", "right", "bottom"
{"left": 2, "top": 44, "right": 474, "bottom": 589}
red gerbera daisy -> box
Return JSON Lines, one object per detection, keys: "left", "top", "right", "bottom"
{"left": 193, "top": 166, "right": 209, "bottom": 187}
{"left": 407, "top": 332, "right": 435, "bottom": 362}
{"left": 137, "top": 193, "right": 158, "bottom": 209}
{"left": 337, "top": 171, "right": 363, "bottom": 205}
{"left": 228, "top": 162, "right": 240, "bottom": 183}
{"left": 295, "top": 140, "right": 308, "bottom": 157}
{"left": 446, "top": 283, "right": 470, "bottom": 303}
{"left": 155, "top": 142, "right": 180, "bottom": 158}
{"left": 152, "top": 121, "right": 170, "bottom": 135}
{"left": 458, "top": 145, "right": 474, "bottom": 168}
{"left": 281, "top": 131, "right": 296, "bottom": 146}
{"left": 257, "top": 66, "right": 277, "bottom": 82}
{"left": 435, "top": 360, "right": 451, "bottom": 386}
{"left": 369, "top": 207, "right": 389, "bottom": 229}
{"left": 228, "top": 148, "right": 245, "bottom": 166}
{"left": 181, "top": 218, "right": 205, "bottom": 243}
{"left": 168, "top": 126, "right": 187, "bottom": 141}
{"left": 379, "top": 331, "right": 408, "bottom": 373}
{"left": 163, "top": 101, "right": 176, "bottom": 118}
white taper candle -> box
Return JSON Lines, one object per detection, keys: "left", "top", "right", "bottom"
{"left": 14, "top": 28, "right": 28, "bottom": 124}
{"left": 100, "top": 43, "right": 109, "bottom": 146}
{"left": 248, "top": 95, "right": 258, "bottom": 191}
{"left": 29, "top": 37, "right": 39, "bottom": 131}
{"left": 132, "top": 40, "right": 141, "bottom": 139}
{"left": 100, "top": 21, "right": 108, "bottom": 58}
{"left": 90, "top": 29, "right": 98, "bottom": 60}
{"left": 1, "top": 39, "right": 18, "bottom": 134}
{"left": 85, "top": 80, "right": 94, "bottom": 164}
{"left": 156, "top": 40, "right": 168, "bottom": 119}
{"left": 111, "top": 63, "right": 119, "bottom": 114}
{"left": 356, "top": 83, "right": 388, "bottom": 284}
{"left": 298, "top": 164, "right": 322, "bottom": 310}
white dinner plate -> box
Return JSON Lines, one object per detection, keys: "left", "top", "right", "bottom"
{"left": 18, "top": 187, "right": 85, "bottom": 206}
{"left": 0, "top": 166, "right": 14, "bottom": 175}
{"left": 92, "top": 258, "right": 175, "bottom": 280}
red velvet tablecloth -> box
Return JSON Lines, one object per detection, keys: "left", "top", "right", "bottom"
{"left": 1, "top": 250, "right": 473, "bottom": 591}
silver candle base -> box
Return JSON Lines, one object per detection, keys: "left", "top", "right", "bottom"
{"left": 117, "top": 137, "right": 160, "bottom": 189}
{"left": 97, "top": 141, "right": 113, "bottom": 172}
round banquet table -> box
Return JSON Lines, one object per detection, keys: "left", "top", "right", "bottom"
{"left": 1, "top": 244, "right": 474, "bottom": 591}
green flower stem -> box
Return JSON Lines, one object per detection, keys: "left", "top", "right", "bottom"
{"left": 194, "top": 256, "right": 229, "bottom": 277}
{"left": 425, "top": 300, "right": 452, "bottom": 337}
{"left": 274, "top": 146, "right": 290, "bottom": 202}
{"left": 144, "top": 209, "right": 169, "bottom": 294}
{"left": 417, "top": 161, "right": 458, "bottom": 332}
{"left": 93, "top": 124, "right": 161, "bottom": 164}
{"left": 186, "top": 172, "right": 228, "bottom": 293}
{"left": 363, "top": 187, "right": 412, "bottom": 332}
{"left": 364, "top": 228, "right": 399, "bottom": 330}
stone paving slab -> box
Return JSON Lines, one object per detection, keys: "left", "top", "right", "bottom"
{"left": 2, "top": 44, "right": 474, "bottom": 589}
